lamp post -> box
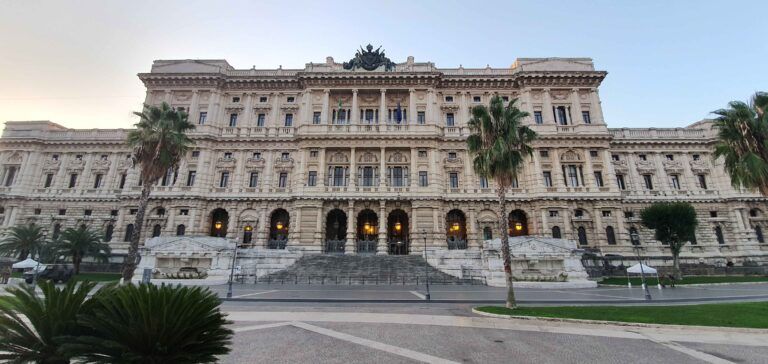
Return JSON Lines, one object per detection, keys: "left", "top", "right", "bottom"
{"left": 422, "top": 229, "right": 431, "bottom": 301}
{"left": 631, "top": 242, "right": 652, "bottom": 301}
{"left": 226, "top": 238, "right": 239, "bottom": 299}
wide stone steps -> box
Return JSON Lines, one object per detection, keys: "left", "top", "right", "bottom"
{"left": 255, "top": 254, "right": 484, "bottom": 285}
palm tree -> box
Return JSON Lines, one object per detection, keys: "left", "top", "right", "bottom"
{"left": 0, "top": 223, "right": 46, "bottom": 260}
{"left": 467, "top": 96, "right": 536, "bottom": 309}
{"left": 121, "top": 102, "right": 195, "bottom": 281}
{"left": 0, "top": 280, "right": 96, "bottom": 363}
{"left": 66, "top": 284, "right": 232, "bottom": 362}
{"left": 712, "top": 92, "right": 768, "bottom": 195}
{"left": 57, "top": 226, "right": 111, "bottom": 275}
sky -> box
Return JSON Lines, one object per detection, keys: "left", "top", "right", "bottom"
{"left": 1, "top": 0, "right": 766, "bottom": 130}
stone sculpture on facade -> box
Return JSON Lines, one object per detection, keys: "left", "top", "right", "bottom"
{"left": 343, "top": 44, "right": 396, "bottom": 71}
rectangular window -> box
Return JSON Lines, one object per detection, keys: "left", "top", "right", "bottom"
{"left": 594, "top": 171, "right": 604, "bottom": 187}
{"left": 94, "top": 174, "right": 103, "bottom": 189}
{"left": 539, "top": 150, "right": 549, "bottom": 158}
{"left": 253, "top": 152, "right": 262, "bottom": 159}
{"left": 278, "top": 172, "right": 288, "bottom": 188}
{"left": 59, "top": 209, "right": 66, "bottom": 216}
{"left": 191, "top": 150, "right": 200, "bottom": 158}
{"left": 479, "top": 177, "right": 489, "bottom": 189}
{"left": 698, "top": 174, "right": 707, "bottom": 189}
{"left": 638, "top": 154, "right": 647, "bottom": 161}
{"left": 224, "top": 152, "right": 233, "bottom": 159}
{"left": 511, "top": 177, "right": 519, "bottom": 188}
{"left": 534, "top": 111, "right": 543, "bottom": 124}
{"left": 307, "top": 171, "right": 317, "bottom": 186}
{"left": 556, "top": 106, "right": 568, "bottom": 125}
{"left": 643, "top": 174, "right": 653, "bottom": 190}
{"left": 390, "top": 167, "right": 404, "bottom": 187}
{"left": 543, "top": 171, "right": 553, "bottom": 187}
{"left": 287, "top": 96, "right": 295, "bottom": 103}
{"left": 419, "top": 171, "right": 428, "bottom": 186}
{"left": 602, "top": 210, "right": 611, "bottom": 217}
{"left": 665, "top": 154, "right": 674, "bottom": 161}
{"left": 179, "top": 209, "right": 189, "bottom": 215}
{"left": 418, "top": 150, "right": 427, "bottom": 158}
{"left": 364, "top": 109, "right": 374, "bottom": 122}
{"left": 284, "top": 114, "right": 293, "bottom": 127}
{"left": 448, "top": 152, "right": 457, "bottom": 159}
{"left": 119, "top": 173, "right": 127, "bottom": 189}
{"left": 257, "top": 114, "right": 265, "bottom": 127}
{"left": 449, "top": 172, "right": 459, "bottom": 188}
{"left": 198, "top": 112, "right": 207, "bottom": 125}
{"left": 281, "top": 152, "right": 289, "bottom": 160}
{"left": 249, "top": 172, "right": 259, "bottom": 188}
{"left": 692, "top": 154, "right": 700, "bottom": 161}
{"left": 417, "top": 111, "right": 426, "bottom": 124}
{"left": 333, "top": 166, "right": 345, "bottom": 186}
{"left": 611, "top": 154, "right": 620, "bottom": 161}
{"left": 446, "top": 113, "right": 455, "bottom": 126}
{"left": 259, "top": 96, "right": 268, "bottom": 103}
{"left": 616, "top": 174, "right": 626, "bottom": 190}
{"left": 219, "top": 172, "right": 229, "bottom": 188}
{"left": 186, "top": 171, "right": 196, "bottom": 186}
{"left": 445, "top": 96, "right": 454, "bottom": 102}
{"left": 710, "top": 211, "right": 718, "bottom": 217}
{"left": 313, "top": 112, "right": 321, "bottom": 124}
{"left": 624, "top": 211, "right": 634, "bottom": 218}
{"left": 582, "top": 111, "right": 591, "bottom": 124}
{"left": 473, "top": 96, "right": 481, "bottom": 103}
{"left": 44, "top": 173, "right": 54, "bottom": 188}
{"left": 549, "top": 210, "right": 559, "bottom": 217}
{"left": 566, "top": 165, "right": 579, "bottom": 187}
{"left": 84, "top": 209, "right": 92, "bottom": 216}
{"left": 229, "top": 113, "right": 238, "bottom": 127}
{"left": 670, "top": 174, "right": 681, "bottom": 189}
{"left": 68, "top": 173, "right": 78, "bottom": 188}
{"left": 3, "top": 167, "right": 16, "bottom": 186}
{"left": 589, "top": 150, "right": 599, "bottom": 158}
{"left": 362, "top": 167, "right": 374, "bottom": 186}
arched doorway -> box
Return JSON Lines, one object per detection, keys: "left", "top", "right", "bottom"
{"left": 209, "top": 208, "right": 229, "bottom": 237}
{"left": 446, "top": 209, "right": 467, "bottom": 250}
{"left": 356, "top": 209, "right": 378, "bottom": 254}
{"left": 388, "top": 209, "right": 409, "bottom": 255}
{"left": 325, "top": 209, "right": 347, "bottom": 253}
{"left": 242, "top": 225, "right": 253, "bottom": 246}
{"left": 268, "top": 209, "right": 289, "bottom": 249}
{"left": 152, "top": 224, "right": 162, "bottom": 237}
{"left": 508, "top": 210, "right": 528, "bottom": 237}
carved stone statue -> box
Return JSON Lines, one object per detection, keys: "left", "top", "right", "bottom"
{"left": 343, "top": 44, "right": 396, "bottom": 71}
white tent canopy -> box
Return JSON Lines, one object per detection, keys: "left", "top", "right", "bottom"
{"left": 12, "top": 258, "right": 42, "bottom": 269}
{"left": 626, "top": 263, "right": 657, "bottom": 274}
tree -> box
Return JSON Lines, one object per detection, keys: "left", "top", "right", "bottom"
{"left": 0, "top": 280, "right": 96, "bottom": 364}
{"left": 57, "top": 226, "right": 111, "bottom": 275}
{"left": 121, "top": 102, "right": 195, "bottom": 282}
{"left": 712, "top": 92, "right": 768, "bottom": 195}
{"left": 640, "top": 202, "right": 698, "bottom": 279}
{"left": 467, "top": 96, "right": 536, "bottom": 309}
{"left": 66, "top": 284, "right": 232, "bottom": 363}
{"left": 0, "top": 223, "right": 46, "bottom": 260}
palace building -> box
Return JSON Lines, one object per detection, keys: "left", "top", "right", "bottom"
{"left": 1, "top": 46, "right": 767, "bottom": 274}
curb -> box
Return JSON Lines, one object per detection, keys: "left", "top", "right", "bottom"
{"left": 470, "top": 307, "right": 768, "bottom": 333}
{"left": 600, "top": 281, "right": 768, "bottom": 287}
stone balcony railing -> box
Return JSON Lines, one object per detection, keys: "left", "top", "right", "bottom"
{"left": 609, "top": 127, "right": 710, "bottom": 140}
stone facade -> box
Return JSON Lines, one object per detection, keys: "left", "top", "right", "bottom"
{"left": 1, "top": 52, "right": 767, "bottom": 269}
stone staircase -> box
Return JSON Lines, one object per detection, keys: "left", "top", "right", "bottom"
{"left": 255, "top": 254, "right": 485, "bottom": 285}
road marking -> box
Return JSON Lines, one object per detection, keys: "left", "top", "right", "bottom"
{"left": 291, "top": 321, "right": 460, "bottom": 364}
{"left": 233, "top": 321, "right": 292, "bottom": 332}
{"left": 231, "top": 290, "right": 278, "bottom": 298}
{"left": 410, "top": 291, "right": 426, "bottom": 300}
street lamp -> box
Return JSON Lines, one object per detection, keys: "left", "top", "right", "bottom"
{"left": 226, "top": 238, "right": 239, "bottom": 299}
{"left": 631, "top": 242, "right": 652, "bottom": 301}
{"left": 422, "top": 229, "right": 431, "bottom": 301}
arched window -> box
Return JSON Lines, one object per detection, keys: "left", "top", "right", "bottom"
{"left": 124, "top": 224, "right": 134, "bottom": 242}
{"left": 52, "top": 223, "right": 61, "bottom": 240}
{"left": 756, "top": 226, "right": 765, "bottom": 243}
{"left": 714, "top": 226, "right": 725, "bottom": 245}
{"left": 605, "top": 226, "right": 616, "bottom": 245}
{"left": 176, "top": 224, "right": 186, "bottom": 236}
{"left": 577, "top": 226, "right": 588, "bottom": 245}
{"left": 152, "top": 224, "right": 162, "bottom": 237}
{"left": 243, "top": 225, "right": 253, "bottom": 245}
{"left": 104, "top": 224, "right": 114, "bottom": 242}
{"left": 629, "top": 227, "right": 640, "bottom": 245}
{"left": 551, "top": 226, "right": 561, "bottom": 239}
{"left": 483, "top": 226, "right": 493, "bottom": 241}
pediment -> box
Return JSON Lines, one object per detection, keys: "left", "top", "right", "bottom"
{"left": 145, "top": 236, "right": 234, "bottom": 252}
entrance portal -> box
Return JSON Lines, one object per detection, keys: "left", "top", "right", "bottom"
{"left": 325, "top": 209, "right": 347, "bottom": 253}
{"left": 268, "top": 209, "right": 289, "bottom": 249}
{"left": 209, "top": 208, "right": 229, "bottom": 237}
{"left": 508, "top": 210, "right": 528, "bottom": 237}
{"left": 388, "top": 209, "right": 409, "bottom": 255}
{"left": 356, "top": 209, "right": 378, "bottom": 254}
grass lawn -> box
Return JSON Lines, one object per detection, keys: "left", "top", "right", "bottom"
{"left": 476, "top": 302, "right": 768, "bottom": 329}
{"left": 9, "top": 272, "right": 121, "bottom": 282}
{"left": 601, "top": 276, "right": 768, "bottom": 286}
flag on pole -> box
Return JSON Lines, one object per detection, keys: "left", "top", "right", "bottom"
{"left": 395, "top": 101, "right": 402, "bottom": 123}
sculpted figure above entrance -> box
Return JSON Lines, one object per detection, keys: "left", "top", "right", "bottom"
{"left": 343, "top": 44, "right": 396, "bottom": 71}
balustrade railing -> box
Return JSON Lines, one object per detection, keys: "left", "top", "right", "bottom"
{"left": 356, "top": 240, "right": 377, "bottom": 254}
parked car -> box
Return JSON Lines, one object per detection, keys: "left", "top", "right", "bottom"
{"left": 23, "top": 264, "right": 74, "bottom": 284}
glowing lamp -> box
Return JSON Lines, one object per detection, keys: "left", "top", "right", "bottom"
{"left": 276, "top": 222, "right": 284, "bottom": 230}
{"left": 395, "top": 222, "right": 402, "bottom": 231}
{"left": 244, "top": 225, "right": 252, "bottom": 232}
{"left": 451, "top": 222, "right": 460, "bottom": 232}
{"left": 214, "top": 221, "right": 223, "bottom": 230}
{"left": 515, "top": 223, "right": 523, "bottom": 231}
{"left": 364, "top": 222, "right": 371, "bottom": 232}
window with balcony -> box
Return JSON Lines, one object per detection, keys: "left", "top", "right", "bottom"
{"left": 582, "top": 111, "right": 591, "bottom": 124}
{"left": 625, "top": 211, "right": 634, "bottom": 218}
{"left": 219, "top": 172, "right": 229, "bottom": 188}
{"left": 257, "top": 114, "right": 265, "bottom": 127}
{"left": 364, "top": 109, "right": 374, "bottom": 123}
{"left": 332, "top": 166, "right": 346, "bottom": 186}
{"left": 594, "top": 171, "right": 604, "bottom": 187}
{"left": 446, "top": 113, "right": 455, "bottom": 126}
{"left": 555, "top": 106, "right": 568, "bottom": 125}
{"left": 44, "top": 174, "right": 53, "bottom": 188}
{"left": 186, "top": 171, "right": 196, "bottom": 186}
{"left": 419, "top": 171, "right": 428, "bottom": 187}
{"left": 390, "top": 166, "right": 405, "bottom": 187}
{"left": 417, "top": 111, "right": 425, "bottom": 124}
{"left": 565, "top": 165, "right": 579, "bottom": 187}
{"left": 511, "top": 176, "right": 518, "bottom": 188}
{"left": 284, "top": 113, "right": 293, "bottom": 126}
{"left": 449, "top": 172, "right": 459, "bottom": 188}
{"left": 249, "top": 172, "right": 259, "bottom": 188}
{"left": 278, "top": 172, "right": 288, "bottom": 188}
{"left": 543, "top": 171, "right": 552, "bottom": 187}
{"left": 313, "top": 112, "right": 321, "bottom": 124}
{"left": 534, "top": 111, "right": 543, "bottom": 124}
{"left": 307, "top": 171, "right": 317, "bottom": 186}
{"left": 229, "top": 113, "right": 238, "bottom": 127}
{"left": 361, "top": 167, "right": 375, "bottom": 186}
{"left": 642, "top": 174, "right": 653, "bottom": 190}
{"left": 616, "top": 174, "right": 626, "bottom": 190}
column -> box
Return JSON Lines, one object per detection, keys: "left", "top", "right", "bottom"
{"left": 349, "top": 148, "right": 357, "bottom": 187}
{"left": 206, "top": 90, "right": 218, "bottom": 126}
{"left": 379, "top": 147, "right": 386, "bottom": 187}
{"left": 189, "top": 90, "right": 200, "bottom": 122}
{"left": 521, "top": 89, "right": 533, "bottom": 123}
{"left": 590, "top": 89, "right": 605, "bottom": 124}
{"left": 377, "top": 201, "right": 387, "bottom": 255}
{"left": 460, "top": 92, "right": 469, "bottom": 125}
{"left": 270, "top": 92, "right": 280, "bottom": 128}
{"left": 426, "top": 89, "right": 435, "bottom": 123}
{"left": 318, "top": 148, "right": 327, "bottom": 187}
{"left": 593, "top": 207, "right": 603, "bottom": 248}
{"left": 571, "top": 88, "right": 583, "bottom": 125}
{"left": 408, "top": 88, "right": 416, "bottom": 124}
{"left": 379, "top": 89, "right": 387, "bottom": 123}
{"left": 257, "top": 207, "right": 267, "bottom": 247}
{"left": 468, "top": 208, "right": 477, "bottom": 249}
{"left": 410, "top": 148, "right": 418, "bottom": 188}
{"left": 164, "top": 90, "right": 172, "bottom": 104}
{"left": 320, "top": 89, "right": 330, "bottom": 124}
{"left": 346, "top": 201, "right": 355, "bottom": 254}
{"left": 351, "top": 89, "right": 359, "bottom": 123}
{"left": 315, "top": 205, "right": 324, "bottom": 248}
{"left": 242, "top": 93, "right": 253, "bottom": 127}
{"left": 542, "top": 89, "right": 554, "bottom": 124}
